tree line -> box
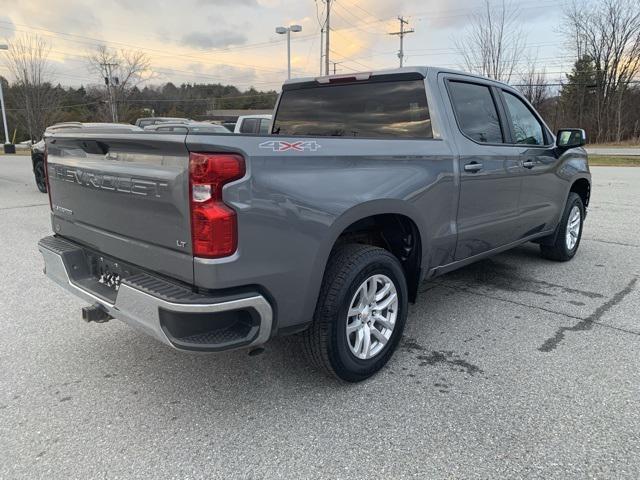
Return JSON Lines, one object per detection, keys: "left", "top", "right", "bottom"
{"left": 2, "top": 0, "right": 640, "bottom": 144}
{"left": 457, "top": 0, "right": 640, "bottom": 144}
{"left": 1, "top": 38, "right": 278, "bottom": 142}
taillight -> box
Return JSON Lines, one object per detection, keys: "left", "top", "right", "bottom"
{"left": 189, "top": 152, "right": 245, "bottom": 258}
{"left": 44, "top": 143, "right": 52, "bottom": 210}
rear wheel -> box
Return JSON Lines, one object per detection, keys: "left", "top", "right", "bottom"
{"left": 34, "top": 160, "right": 47, "bottom": 193}
{"left": 540, "top": 192, "right": 584, "bottom": 261}
{"left": 302, "top": 244, "right": 408, "bottom": 382}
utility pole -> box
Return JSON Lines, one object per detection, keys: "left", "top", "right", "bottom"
{"left": 388, "top": 16, "right": 414, "bottom": 68}
{"left": 101, "top": 62, "right": 119, "bottom": 122}
{"left": 319, "top": 27, "right": 324, "bottom": 75}
{"left": 324, "top": 0, "right": 331, "bottom": 75}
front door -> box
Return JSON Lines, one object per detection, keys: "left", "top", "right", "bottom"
{"left": 498, "top": 89, "right": 565, "bottom": 237}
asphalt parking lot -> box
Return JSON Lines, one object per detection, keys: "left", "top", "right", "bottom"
{"left": 1, "top": 155, "right": 639, "bottom": 479}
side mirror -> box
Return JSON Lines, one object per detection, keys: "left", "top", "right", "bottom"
{"left": 556, "top": 128, "right": 586, "bottom": 149}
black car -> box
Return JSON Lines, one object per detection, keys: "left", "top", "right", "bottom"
{"left": 30, "top": 139, "right": 47, "bottom": 193}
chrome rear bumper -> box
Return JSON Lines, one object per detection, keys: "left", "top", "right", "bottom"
{"left": 38, "top": 236, "right": 273, "bottom": 352}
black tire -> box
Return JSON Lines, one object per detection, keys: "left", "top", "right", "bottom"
{"left": 540, "top": 192, "right": 584, "bottom": 261}
{"left": 34, "top": 160, "right": 47, "bottom": 193}
{"left": 302, "top": 244, "right": 408, "bottom": 382}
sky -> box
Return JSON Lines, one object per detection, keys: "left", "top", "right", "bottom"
{"left": 0, "top": 0, "right": 576, "bottom": 91}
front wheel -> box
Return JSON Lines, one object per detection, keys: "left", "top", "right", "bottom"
{"left": 34, "top": 160, "right": 47, "bottom": 193}
{"left": 540, "top": 192, "right": 584, "bottom": 261}
{"left": 302, "top": 244, "right": 408, "bottom": 382}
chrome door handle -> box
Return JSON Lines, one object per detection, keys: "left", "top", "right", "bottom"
{"left": 464, "top": 161, "right": 483, "bottom": 173}
{"left": 522, "top": 159, "right": 535, "bottom": 169}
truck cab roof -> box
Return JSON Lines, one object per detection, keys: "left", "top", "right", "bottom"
{"left": 283, "top": 66, "right": 512, "bottom": 89}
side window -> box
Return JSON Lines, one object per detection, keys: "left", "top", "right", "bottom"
{"left": 240, "top": 118, "right": 258, "bottom": 134}
{"left": 502, "top": 91, "right": 545, "bottom": 145}
{"left": 258, "top": 119, "right": 270, "bottom": 134}
{"left": 448, "top": 81, "right": 503, "bottom": 143}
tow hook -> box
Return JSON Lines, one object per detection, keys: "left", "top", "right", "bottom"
{"left": 81, "top": 303, "right": 113, "bottom": 323}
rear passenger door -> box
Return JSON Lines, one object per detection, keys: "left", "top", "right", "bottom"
{"left": 498, "top": 89, "right": 564, "bottom": 236}
{"left": 443, "top": 76, "right": 524, "bottom": 260}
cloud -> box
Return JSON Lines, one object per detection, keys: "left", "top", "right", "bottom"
{"left": 197, "top": 0, "right": 258, "bottom": 5}
{"left": 181, "top": 31, "right": 248, "bottom": 49}
{"left": 7, "top": 1, "right": 103, "bottom": 37}
{"left": 0, "top": 15, "right": 15, "bottom": 40}
{"left": 0, "top": 15, "right": 15, "bottom": 38}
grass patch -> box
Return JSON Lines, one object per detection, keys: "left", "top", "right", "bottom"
{"left": 589, "top": 155, "right": 640, "bottom": 167}
{"left": 588, "top": 142, "right": 640, "bottom": 148}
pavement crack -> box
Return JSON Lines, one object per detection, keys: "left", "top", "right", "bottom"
{"left": 538, "top": 277, "right": 638, "bottom": 352}
{"left": 582, "top": 237, "right": 640, "bottom": 248}
{"left": 430, "top": 282, "right": 584, "bottom": 321}
{"left": 0, "top": 203, "right": 49, "bottom": 211}
{"left": 439, "top": 258, "right": 605, "bottom": 299}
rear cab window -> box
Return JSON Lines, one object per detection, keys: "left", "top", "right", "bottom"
{"left": 240, "top": 118, "right": 259, "bottom": 134}
{"left": 272, "top": 78, "right": 433, "bottom": 139}
{"left": 447, "top": 81, "right": 503, "bottom": 144}
{"left": 258, "top": 119, "right": 271, "bottom": 134}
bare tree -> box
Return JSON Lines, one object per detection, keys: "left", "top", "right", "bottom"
{"left": 455, "top": 0, "right": 526, "bottom": 83}
{"left": 564, "top": 0, "right": 640, "bottom": 142}
{"left": 518, "top": 59, "right": 550, "bottom": 110}
{"left": 86, "top": 46, "right": 151, "bottom": 122}
{"left": 4, "top": 34, "right": 60, "bottom": 140}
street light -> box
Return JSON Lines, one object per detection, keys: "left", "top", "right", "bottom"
{"left": 0, "top": 44, "right": 10, "bottom": 150}
{"left": 275, "top": 24, "right": 302, "bottom": 80}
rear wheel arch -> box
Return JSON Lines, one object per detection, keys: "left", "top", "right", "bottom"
{"left": 321, "top": 206, "right": 425, "bottom": 303}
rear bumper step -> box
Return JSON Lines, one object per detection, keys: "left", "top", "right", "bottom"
{"left": 38, "top": 235, "right": 273, "bottom": 352}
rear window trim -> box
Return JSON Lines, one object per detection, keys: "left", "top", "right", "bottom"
{"left": 272, "top": 76, "right": 436, "bottom": 141}
{"left": 443, "top": 77, "right": 509, "bottom": 147}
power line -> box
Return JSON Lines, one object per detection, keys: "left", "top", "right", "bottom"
{"left": 0, "top": 1, "right": 570, "bottom": 84}
{"left": 0, "top": 21, "right": 289, "bottom": 75}
{"left": 329, "top": 49, "right": 372, "bottom": 71}
{"left": 348, "top": 0, "right": 386, "bottom": 23}
{"left": 331, "top": 3, "right": 382, "bottom": 35}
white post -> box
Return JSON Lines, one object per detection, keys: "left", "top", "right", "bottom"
{"left": 0, "top": 79, "right": 9, "bottom": 144}
{"left": 0, "top": 44, "right": 9, "bottom": 144}
{"left": 276, "top": 25, "right": 301, "bottom": 81}
{"left": 287, "top": 29, "right": 291, "bottom": 80}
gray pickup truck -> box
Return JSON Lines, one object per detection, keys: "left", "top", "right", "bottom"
{"left": 38, "top": 67, "right": 590, "bottom": 381}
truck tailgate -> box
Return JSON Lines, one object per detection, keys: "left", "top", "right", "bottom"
{"left": 46, "top": 133, "right": 194, "bottom": 283}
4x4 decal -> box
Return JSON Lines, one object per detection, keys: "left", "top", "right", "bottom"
{"left": 259, "top": 140, "right": 322, "bottom": 152}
